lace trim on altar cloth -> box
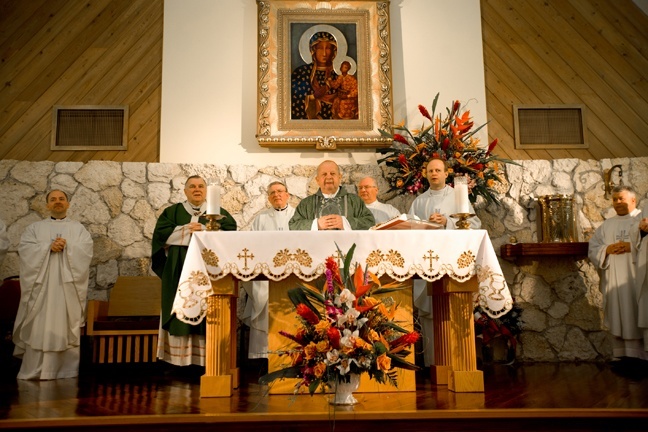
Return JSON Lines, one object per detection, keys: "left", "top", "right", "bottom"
{"left": 171, "top": 229, "right": 515, "bottom": 323}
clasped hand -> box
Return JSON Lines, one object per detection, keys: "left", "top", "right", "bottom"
{"left": 318, "top": 214, "right": 343, "bottom": 230}
{"left": 606, "top": 241, "right": 630, "bottom": 255}
{"left": 429, "top": 213, "right": 446, "bottom": 226}
{"left": 50, "top": 237, "right": 66, "bottom": 253}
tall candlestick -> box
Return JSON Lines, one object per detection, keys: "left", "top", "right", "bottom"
{"left": 207, "top": 183, "right": 220, "bottom": 215}
{"left": 454, "top": 176, "right": 470, "bottom": 214}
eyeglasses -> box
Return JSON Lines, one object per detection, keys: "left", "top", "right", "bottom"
{"left": 268, "top": 189, "right": 287, "bottom": 196}
{"left": 358, "top": 186, "right": 377, "bottom": 190}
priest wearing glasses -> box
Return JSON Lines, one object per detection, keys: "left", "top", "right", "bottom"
{"left": 152, "top": 175, "right": 236, "bottom": 368}
{"left": 289, "top": 160, "right": 374, "bottom": 231}
{"left": 242, "top": 181, "right": 295, "bottom": 360}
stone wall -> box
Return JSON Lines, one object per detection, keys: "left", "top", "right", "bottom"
{"left": 1, "top": 157, "right": 647, "bottom": 362}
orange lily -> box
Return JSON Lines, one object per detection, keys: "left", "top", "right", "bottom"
{"left": 353, "top": 264, "right": 372, "bottom": 298}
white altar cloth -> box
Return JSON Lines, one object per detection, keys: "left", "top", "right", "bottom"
{"left": 171, "top": 230, "right": 512, "bottom": 324}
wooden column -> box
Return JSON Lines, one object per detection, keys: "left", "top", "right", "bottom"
{"left": 430, "top": 276, "right": 484, "bottom": 392}
{"left": 430, "top": 283, "right": 451, "bottom": 385}
{"left": 200, "top": 277, "right": 238, "bottom": 398}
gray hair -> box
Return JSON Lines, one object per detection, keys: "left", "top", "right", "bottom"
{"left": 612, "top": 185, "right": 636, "bottom": 198}
{"left": 358, "top": 176, "right": 377, "bottom": 187}
{"left": 267, "top": 181, "right": 288, "bottom": 193}
{"left": 184, "top": 175, "right": 206, "bottom": 188}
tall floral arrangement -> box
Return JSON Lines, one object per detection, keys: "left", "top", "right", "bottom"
{"left": 259, "top": 245, "right": 420, "bottom": 395}
{"left": 378, "top": 93, "right": 515, "bottom": 205}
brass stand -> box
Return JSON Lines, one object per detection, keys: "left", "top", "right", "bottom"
{"left": 205, "top": 214, "right": 225, "bottom": 231}
{"left": 450, "top": 213, "right": 475, "bottom": 230}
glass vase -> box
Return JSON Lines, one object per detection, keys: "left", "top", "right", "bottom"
{"left": 330, "top": 373, "right": 360, "bottom": 405}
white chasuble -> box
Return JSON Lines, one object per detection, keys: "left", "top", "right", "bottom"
{"left": 588, "top": 209, "right": 647, "bottom": 360}
{"left": 13, "top": 218, "right": 93, "bottom": 380}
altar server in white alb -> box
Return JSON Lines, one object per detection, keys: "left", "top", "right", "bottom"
{"left": 588, "top": 185, "right": 646, "bottom": 361}
{"left": 357, "top": 176, "right": 400, "bottom": 224}
{"left": 637, "top": 211, "right": 648, "bottom": 359}
{"left": 408, "top": 157, "right": 481, "bottom": 366}
{"left": 242, "top": 181, "right": 295, "bottom": 358}
{"left": 13, "top": 190, "right": 93, "bottom": 380}
{"left": 408, "top": 157, "right": 480, "bottom": 230}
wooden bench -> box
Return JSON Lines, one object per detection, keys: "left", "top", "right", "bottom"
{"left": 85, "top": 276, "right": 161, "bottom": 364}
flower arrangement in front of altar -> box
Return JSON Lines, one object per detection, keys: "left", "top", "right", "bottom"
{"left": 259, "top": 244, "right": 420, "bottom": 395}
{"left": 474, "top": 302, "right": 523, "bottom": 363}
{"left": 378, "top": 93, "right": 515, "bottom": 205}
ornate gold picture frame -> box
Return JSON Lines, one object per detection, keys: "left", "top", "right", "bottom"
{"left": 256, "top": 0, "right": 393, "bottom": 150}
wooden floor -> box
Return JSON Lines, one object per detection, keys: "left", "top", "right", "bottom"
{"left": 0, "top": 359, "right": 647, "bottom": 431}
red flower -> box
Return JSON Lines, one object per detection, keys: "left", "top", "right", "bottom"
{"left": 390, "top": 331, "right": 420, "bottom": 348}
{"left": 327, "top": 327, "right": 341, "bottom": 349}
{"left": 279, "top": 330, "right": 307, "bottom": 346}
{"left": 441, "top": 137, "right": 450, "bottom": 151}
{"left": 393, "top": 134, "right": 408, "bottom": 145}
{"left": 418, "top": 104, "right": 432, "bottom": 121}
{"left": 452, "top": 100, "right": 461, "bottom": 114}
{"left": 460, "top": 122, "right": 474, "bottom": 134}
{"left": 487, "top": 138, "right": 498, "bottom": 155}
{"left": 398, "top": 154, "right": 409, "bottom": 168}
{"left": 296, "top": 303, "right": 320, "bottom": 325}
{"left": 325, "top": 257, "right": 343, "bottom": 285}
{"left": 472, "top": 163, "right": 484, "bottom": 171}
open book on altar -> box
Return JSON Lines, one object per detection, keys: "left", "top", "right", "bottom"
{"left": 370, "top": 214, "right": 444, "bottom": 230}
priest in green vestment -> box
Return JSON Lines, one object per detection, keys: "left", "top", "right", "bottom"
{"left": 289, "top": 160, "right": 374, "bottom": 231}
{"left": 152, "top": 175, "right": 236, "bottom": 366}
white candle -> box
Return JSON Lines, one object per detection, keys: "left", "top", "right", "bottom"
{"left": 207, "top": 184, "right": 220, "bottom": 215}
{"left": 454, "top": 176, "right": 470, "bottom": 214}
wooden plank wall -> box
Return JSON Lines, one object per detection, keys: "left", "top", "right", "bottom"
{"left": 0, "top": 1, "right": 646, "bottom": 163}
{"left": 481, "top": 0, "right": 648, "bottom": 160}
{"left": 0, "top": 0, "right": 163, "bottom": 162}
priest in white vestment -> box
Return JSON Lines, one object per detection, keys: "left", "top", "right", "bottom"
{"left": 407, "top": 158, "right": 481, "bottom": 366}
{"left": 588, "top": 185, "right": 646, "bottom": 361}
{"left": 634, "top": 206, "right": 648, "bottom": 358}
{"left": 242, "top": 181, "right": 295, "bottom": 359}
{"left": 357, "top": 176, "right": 400, "bottom": 224}
{"left": 13, "top": 190, "right": 93, "bottom": 380}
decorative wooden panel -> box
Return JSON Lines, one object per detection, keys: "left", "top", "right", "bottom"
{"left": 0, "top": 0, "right": 162, "bottom": 162}
{"left": 481, "top": 0, "right": 648, "bottom": 160}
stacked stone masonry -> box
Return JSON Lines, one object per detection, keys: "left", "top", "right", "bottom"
{"left": 1, "top": 157, "right": 647, "bottom": 362}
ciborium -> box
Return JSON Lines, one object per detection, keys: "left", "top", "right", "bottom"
{"left": 205, "top": 214, "right": 225, "bottom": 231}
{"left": 450, "top": 213, "right": 475, "bottom": 230}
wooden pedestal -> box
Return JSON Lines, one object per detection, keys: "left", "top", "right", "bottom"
{"left": 201, "top": 277, "right": 239, "bottom": 398}
{"left": 429, "top": 276, "right": 484, "bottom": 392}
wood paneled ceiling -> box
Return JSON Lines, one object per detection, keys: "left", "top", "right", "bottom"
{"left": 0, "top": 0, "right": 163, "bottom": 162}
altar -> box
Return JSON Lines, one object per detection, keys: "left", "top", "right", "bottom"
{"left": 172, "top": 230, "right": 512, "bottom": 397}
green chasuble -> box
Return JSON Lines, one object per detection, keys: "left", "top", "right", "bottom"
{"left": 289, "top": 187, "right": 375, "bottom": 230}
{"left": 151, "top": 203, "right": 236, "bottom": 336}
